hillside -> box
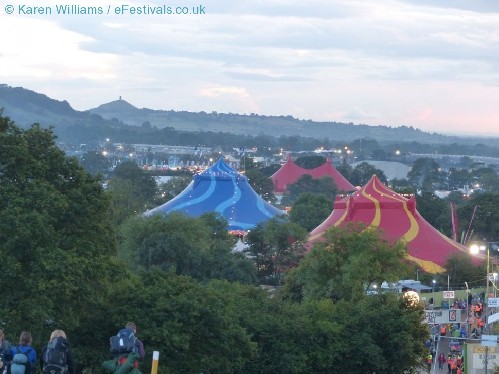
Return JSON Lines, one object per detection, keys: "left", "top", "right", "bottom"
{"left": 2, "top": 83, "right": 499, "bottom": 147}
{"left": 0, "top": 84, "right": 127, "bottom": 144}
{"left": 91, "top": 99, "right": 455, "bottom": 144}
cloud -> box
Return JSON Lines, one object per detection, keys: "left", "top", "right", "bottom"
{"left": 4, "top": 0, "right": 499, "bottom": 135}
{"left": 0, "top": 17, "right": 116, "bottom": 81}
{"left": 224, "top": 71, "right": 312, "bottom": 82}
{"left": 199, "top": 86, "right": 250, "bottom": 98}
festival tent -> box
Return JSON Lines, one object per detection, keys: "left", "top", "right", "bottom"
{"left": 144, "top": 158, "right": 286, "bottom": 231}
{"left": 271, "top": 155, "right": 355, "bottom": 193}
{"left": 308, "top": 175, "right": 471, "bottom": 273}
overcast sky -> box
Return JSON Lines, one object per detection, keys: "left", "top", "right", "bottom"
{"left": 2, "top": 0, "right": 499, "bottom": 136}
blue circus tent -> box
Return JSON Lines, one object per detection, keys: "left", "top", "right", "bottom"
{"left": 144, "top": 158, "right": 286, "bottom": 230}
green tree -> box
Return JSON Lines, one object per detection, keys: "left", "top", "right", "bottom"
{"left": 350, "top": 162, "right": 387, "bottom": 186}
{"left": 416, "top": 192, "right": 451, "bottom": 236}
{"left": 390, "top": 178, "right": 411, "bottom": 189}
{"left": 259, "top": 163, "right": 280, "bottom": 177}
{"left": 281, "top": 174, "right": 338, "bottom": 207}
{"left": 351, "top": 139, "right": 380, "bottom": 161}
{"left": 0, "top": 115, "right": 118, "bottom": 348}
{"left": 446, "top": 191, "right": 467, "bottom": 207}
{"left": 460, "top": 193, "right": 499, "bottom": 243}
{"left": 407, "top": 157, "right": 443, "bottom": 191}
{"left": 108, "top": 160, "right": 157, "bottom": 224}
{"left": 79, "top": 149, "right": 111, "bottom": 176}
{"left": 245, "top": 168, "right": 277, "bottom": 204}
{"left": 244, "top": 217, "right": 308, "bottom": 286}
{"left": 281, "top": 224, "right": 409, "bottom": 302}
{"left": 294, "top": 155, "right": 327, "bottom": 169}
{"left": 155, "top": 175, "right": 191, "bottom": 204}
{"left": 119, "top": 213, "right": 257, "bottom": 284}
{"left": 371, "top": 149, "right": 389, "bottom": 161}
{"left": 106, "top": 270, "right": 259, "bottom": 373}
{"left": 448, "top": 168, "right": 471, "bottom": 190}
{"left": 472, "top": 167, "right": 499, "bottom": 193}
{"left": 336, "top": 157, "right": 353, "bottom": 182}
{"left": 329, "top": 295, "right": 428, "bottom": 373}
{"left": 289, "top": 193, "right": 332, "bottom": 232}
{"left": 444, "top": 252, "right": 485, "bottom": 290}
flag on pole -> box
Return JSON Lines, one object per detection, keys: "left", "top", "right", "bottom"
{"left": 450, "top": 202, "right": 458, "bottom": 242}
{"left": 463, "top": 205, "right": 478, "bottom": 245}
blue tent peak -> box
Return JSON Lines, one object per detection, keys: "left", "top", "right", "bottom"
{"left": 144, "top": 157, "right": 286, "bottom": 230}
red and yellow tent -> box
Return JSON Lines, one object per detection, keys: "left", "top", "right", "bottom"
{"left": 308, "top": 175, "right": 471, "bottom": 273}
{"left": 271, "top": 155, "right": 355, "bottom": 193}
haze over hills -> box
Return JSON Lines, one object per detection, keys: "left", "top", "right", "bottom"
{"left": 90, "top": 98, "right": 460, "bottom": 144}
{"left": 0, "top": 84, "right": 128, "bottom": 143}
{"left": 1, "top": 83, "right": 499, "bottom": 147}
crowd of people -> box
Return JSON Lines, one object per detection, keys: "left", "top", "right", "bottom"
{"left": 0, "top": 329, "right": 75, "bottom": 374}
{"left": 0, "top": 322, "right": 145, "bottom": 374}
{"left": 424, "top": 291, "right": 495, "bottom": 373}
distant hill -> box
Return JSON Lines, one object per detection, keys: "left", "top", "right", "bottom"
{"left": 0, "top": 84, "right": 128, "bottom": 144}
{"left": 91, "top": 98, "right": 449, "bottom": 144}
{"left": 0, "top": 84, "right": 85, "bottom": 126}
{"left": 2, "top": 83, "right": 499, "bottom": 147}
{"left": 90, "top": 99, "right": 499, "bottom": 146}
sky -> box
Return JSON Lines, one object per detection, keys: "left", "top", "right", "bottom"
{"left": 2, "top": 0, "right": 499, "bottom": 136}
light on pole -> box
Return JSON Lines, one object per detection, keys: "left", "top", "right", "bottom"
{"left": 494, "top": 273, "right": 498, "bottom": 298}
{"left": 470, "top": 243, "right": 491, "bottom": 373}
{"left": 465, "top": 281, "right": 471, "bottom": 334}
{"left": 470, "top": 244, "right": 489, "bottom": 326}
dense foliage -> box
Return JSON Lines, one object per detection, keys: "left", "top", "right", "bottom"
{"left": 280, "top": 224, "right": 411, "bottom": 302}
{"left": 289, "top": 193, "right": 333, "bottom": 232}
{"left": 0, "top": 115, "right": 119, "bottom": 364}
{"left": 0, "top": 113, "right": 462, "bottom": 373}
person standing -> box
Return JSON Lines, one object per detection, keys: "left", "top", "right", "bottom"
{"left": 123, "top": 322, "right": 145, "bottom": 362}
{"left": 104, "top": 322, "right": 145, "bottom": 373}
{"left": 10, "top": 331, "right": 36, "bottom": 374}
{"left": 438, "top": 353, "right": 445, "bottom": 370}
{"left": 426, "top": 352, "right": 433, "bottom": 372}
{"left": 0, "top": 329, "right": 12, "bottom": 372}
{"left": 40, "top": 330, "right": 76, "bottom": 374}
{"left": 440, "top": 324, "right": 447, "bottom": 336}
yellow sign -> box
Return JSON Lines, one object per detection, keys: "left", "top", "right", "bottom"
{"left": 474, "top": 346, "right": 497, "bottom": 353}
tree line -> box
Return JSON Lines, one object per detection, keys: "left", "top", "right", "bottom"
{"left": 0, "top": 113, "right": 491, "bottom": 373}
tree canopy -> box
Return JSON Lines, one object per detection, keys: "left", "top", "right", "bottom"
{"left": 107, "top": 160, "right": 157, "bottom": 225}
{"left": 0, "top": 114, "right": 118, "bottom": 349}
{"left": 0, "top": 112, "right": 438, "bottom": 373}
{"left": 350, "top": 162, "right": 387, "bottom": 186}
{"left": 281, "top": 174, "right": 338, "bottom": 207}
{"left": 280, "top": 224, "right": 411, "bottom": 302}
{"left": 244, "top": 217, "right": 308, "bottom": 286}
{"left": 289, "top": 193, "right": 332, "bottom": 232}
{"left": 118, "top": 212, "right": 257, "bottom": 284}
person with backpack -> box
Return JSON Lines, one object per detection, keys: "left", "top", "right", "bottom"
{"left": 40, "top": 330, "right": 75, "bottom": 374}
{"left": 0, "top": 329, "right": 13, "bottom": 373}
{"left": 103, "top": 322, "right": 145, "bottom": 374}
{"left": 9, "top": 332, "right": 36, "bottom": 374}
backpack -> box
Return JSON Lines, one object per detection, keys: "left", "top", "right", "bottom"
{"left": 0, "top": 341, "right": 12, "bottom": 367}
{"left": 42, "top": 338, "right": 68, "bottom": 374}
{"left": 10, "top": 346, "right": 33, "bottom": 374}
{"left": 110, "top": 329, "right": 137, "bottom": 355}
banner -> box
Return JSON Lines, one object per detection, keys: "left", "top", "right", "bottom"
{"left": 423, "top": 309, "right": 462, "bottom": 324}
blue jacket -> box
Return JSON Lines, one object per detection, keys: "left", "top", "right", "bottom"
{"left": 10, "top": 345, "right": 36, "bottom": 365}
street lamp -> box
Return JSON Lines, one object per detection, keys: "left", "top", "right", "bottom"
{"left": 465, "top": 282, "right": 471, "bottom": 334}
{"left": 470, "top": 243, "right": 491, "bottom": 373}
{"left": 470, "top": 244, "right": 489, "bottom": 329}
